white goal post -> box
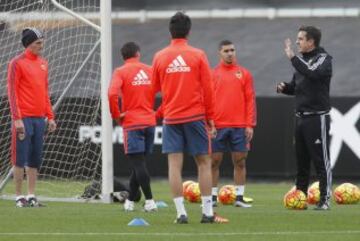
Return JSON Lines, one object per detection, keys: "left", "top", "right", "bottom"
{"left": 99, "top": 0, "right": 113, "bottom": 204}
{"left": 0, "top": 0, "right": 113, "bottom": 203}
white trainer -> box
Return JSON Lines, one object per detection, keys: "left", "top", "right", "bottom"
{"left": 234, "top": 200, "right": 252, "bottom": 208}
{"left": 144, "top": 199, "right": 158, "bottom": 212}
{"left": 124, "top": 199, "right": 134, "bottom": 211}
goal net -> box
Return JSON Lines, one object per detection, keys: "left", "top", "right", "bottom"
{"left": 0, "top": 0, "right": 103, "bottom": 200}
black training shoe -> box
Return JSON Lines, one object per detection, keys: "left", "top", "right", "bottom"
{"left": 27, "top": 197, "right": 45, "bottom": 207}
{"left": 200, "top": 214, "right": 215, "bottom": 224}
{"left": 314, "top": 202, "right": 330, "bottom": 211}
{"left": 234, "top": 196, "right": 252, "bottom": 208}
{"left": 174, "top": 215, "right": 188, "bottom": 224}
{"left": 15, "top": 197, "right": 28, "bottom": 208}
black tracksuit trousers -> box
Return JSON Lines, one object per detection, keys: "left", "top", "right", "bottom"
{"left": 295, "top": 113, "right": 332, "bottom": 204}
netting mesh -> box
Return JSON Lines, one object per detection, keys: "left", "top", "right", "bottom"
{"left": 0, "top": 0, "right": 102, "bottom": 198}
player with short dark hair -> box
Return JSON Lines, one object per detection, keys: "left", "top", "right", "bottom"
{"left": 211, "top": 40, "right": 257, "bottom": 208}
{"left": 108, "top": 41, "right": 157, "bottom": 212}
{"left": 277, "top": 25, "right": 333, "bottom": 210}
{"left": 152, "top": 12, "right": 228, "bottom": 224}
{"left": 120, "top": 42, "right": 140, "bottom": 60}
{"left": 7, "top": 27, "right": 57, "bottom": 207}
{"left": 169, "top": 11, "right": 192, "bottom": 38}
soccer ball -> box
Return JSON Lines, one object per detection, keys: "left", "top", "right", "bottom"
{"left": 184, "top": 182, "right": 201, "bottom": 203}
{"left": 182, "top": 180, "right": 195, "bottom": 197}
{"left": 218, "top": 185, "right": 236, "bottom": 205}
{"left": 283, "top": 189, "right": 307, "bottom": 210}
{"left": 307, "top": 181, "right": 320, "bottom": 205}
{"left": 334, "top": 183, "right": 360, "bottom": 204}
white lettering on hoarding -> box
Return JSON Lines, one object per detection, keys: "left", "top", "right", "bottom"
{"left": 79, "top": 126, "right": 163, "bottom": 145}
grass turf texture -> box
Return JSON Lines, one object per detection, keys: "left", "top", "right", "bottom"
{"left": 0, "top": 181, "right": 359, "bottom": 241}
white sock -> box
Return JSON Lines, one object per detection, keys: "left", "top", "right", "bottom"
{"left": 235, "top": 185, "right": 245, "bottom": 196}
{"left": 173, "top": 197, "right": 187, "bottom": 218}
{"left": 211, "top": 187, "right": 218, "bottom": 196}
{"left": 201, "top": 195, "right": 214, "bottom": 217}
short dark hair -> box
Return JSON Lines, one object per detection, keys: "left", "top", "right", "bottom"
{"left": 121, "top": 42, "right": 140, "bottom": 60}
{"left": 169, "top": 12, "right": 191, "bottom": 38}
{"left": 218, "top": 40, "right": 233, "bottom": 50}
{"left": 298, "top": 25, "right": 322, "bottom": 47}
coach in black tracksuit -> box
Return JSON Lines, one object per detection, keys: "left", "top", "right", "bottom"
{"left": 277, "top": 26, "right": 332, "bottom": 210}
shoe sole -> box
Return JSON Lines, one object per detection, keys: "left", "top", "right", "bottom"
{"left": 234, "top": 203, "right": 252, "bottom": 208}
{"left": 243, "top": 197, "right": 253, "bottom": 203}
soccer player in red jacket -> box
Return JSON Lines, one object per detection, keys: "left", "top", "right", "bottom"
{"left": 7, "top": 28, "right": 57, "bottom": 207}
{"left": 211, "top": 40, "right": 257, "bottom": 208}
{"left": 108, "top": 42, "right": 157, "bottom": 212}
{"left": 152, "top": 12, "right": 227, "bottom": 224}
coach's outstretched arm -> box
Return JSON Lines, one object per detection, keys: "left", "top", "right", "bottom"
{"left": 284, "top": 37, "right": 332, "bottom": 81}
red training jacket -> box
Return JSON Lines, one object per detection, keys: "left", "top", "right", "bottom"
{"left": 213, "top": 60, "right": 257, "bottom": 128}
{"left": 108, "top": 57, "right": 156, "bottom": 130}
{"left": 152, "top": 38, "right": 214, "bottom": 124}
{"left": 7, "top": 48, "right": 54, "bottom": 121}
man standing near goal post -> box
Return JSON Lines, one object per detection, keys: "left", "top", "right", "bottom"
{"left": 211, "top": 40, "right": 257, "bottom": 208}
{"left": 152, "top": 12, "right": 228, "bottom": 224}
{"left": 108, "top": 42, "right": 157, "bottom": 212}
{"left": 277, "top": 26, "right": 333, "bottom": 210}
{"left": 7, "top": 27, "right": 57, "bottom": 207}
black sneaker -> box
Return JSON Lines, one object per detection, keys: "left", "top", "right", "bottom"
{"left": 200, "top": 214, "right": 215, "bottom": 224}
{"left": 314, "top": 202, "right": 330, "bottom": 211}
{"left": 27, "top": 197, "right": 45, "bottom": 207}
{"left": 174, "top": 215, "right": 188, "bottom": 224}
{"left": 15, "top": 197, "right": 28, "bottom": 208}
{"left": 234, "top": 196, "right": 252, "bottom": 208}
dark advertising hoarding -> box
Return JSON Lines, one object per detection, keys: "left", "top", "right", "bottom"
{"left": 105, "top": 97, "right": 360, "bottom": 179}
{"left": 1, "top": 97, "right": 358, "bottom": 180}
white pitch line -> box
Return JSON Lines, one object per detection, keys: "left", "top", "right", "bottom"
{"left": 0, "top": 230, "right": 360, "bottom": 236}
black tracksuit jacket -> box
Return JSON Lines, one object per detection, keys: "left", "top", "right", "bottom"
{"left": 282, "top": 47, "right": 332, "bottom": 113}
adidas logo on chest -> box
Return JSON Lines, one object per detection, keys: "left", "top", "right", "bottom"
{"left": 132, "top": 69, "right": 151, "bottom": 86}
{"left": 166, "top": 55, "right": 191, "bottom": 73}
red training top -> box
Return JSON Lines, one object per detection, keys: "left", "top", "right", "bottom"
{"left": 7, "top": 48, "right": 54, "bottom": 121}
{"left": 213, "top": 60, "right": 257, "bottom": 128}
{"left": 152, "top": 38, "right": 214, "bottom": 124}
{"left": 108, "top": 57, "right": 156, "bottom": 130}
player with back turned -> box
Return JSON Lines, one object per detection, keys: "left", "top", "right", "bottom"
{"left": 152, "top": 12, "right": 228, "bottom": 224}
{"left": 108, "top": 42, "right": 157, "bottom": 212}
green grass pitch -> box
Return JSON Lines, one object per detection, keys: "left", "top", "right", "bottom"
{"left": 0, "top": 180, "right": 359, "bottom": 241}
